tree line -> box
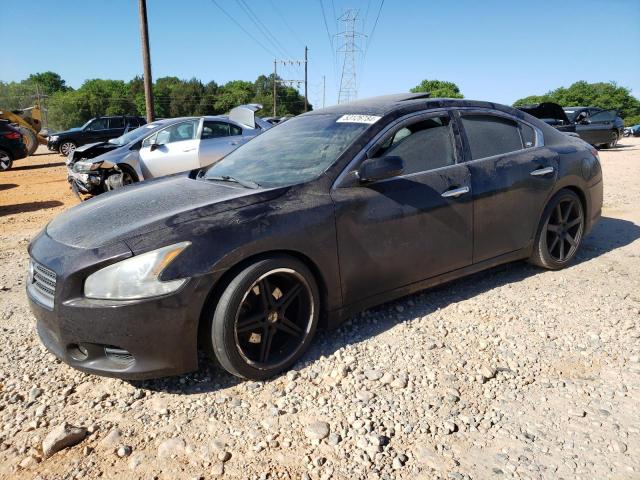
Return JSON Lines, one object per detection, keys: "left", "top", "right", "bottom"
{"left": 0, "top": 72, "right": 310, "bottom": 131}
{"left": 412, "top": 79, "right": 640, "bottom": 125}
{"left": 2, "top": 73, "right": 639, "bottom": 130}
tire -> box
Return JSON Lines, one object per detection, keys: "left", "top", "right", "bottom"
{"left": 602, "top": 130, "right": 619, "bottom": 149}
{"left": 103, "top": 164, "right": 138, "bottom": 192}
{"left": 209, "top": 256, "right": 320, "bottom": 380}
{"left": 529, "top": 189, "right": 585, "bottom": 270}
{"left": 0, "top": 149, "right": 13, "bottom": 171}
{"left": 16, "top": 127, "right": 38, "bottom": 156}
{"left": 59, "top": 141, "right": 77, "bottom": 157}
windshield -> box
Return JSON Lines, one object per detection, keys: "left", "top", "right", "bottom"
{"left": 109, "top": 123, "right": 162, "bottom": 146}
{"left": 202, "top": 114, "right": 371, "bottom": 187}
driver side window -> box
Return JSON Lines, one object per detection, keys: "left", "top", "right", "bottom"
{"left": 373, "top": 116, "right": 456, "bottom": 175}
{"left": 142, "top": 120, "right": 199, "bottom": 147}
{"left": 88, "top": 118, "right": 108, "bottom": 131}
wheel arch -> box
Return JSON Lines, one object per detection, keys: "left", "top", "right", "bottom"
{"left": 116, "top": 162, "right": 140, "bottom": 182}
{"left": 196, "top": 249, "right": 331, "bottom": 350}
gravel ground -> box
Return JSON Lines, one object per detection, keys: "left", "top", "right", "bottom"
{"left": 1, "top": 139, "right": 639, "bottom": 480}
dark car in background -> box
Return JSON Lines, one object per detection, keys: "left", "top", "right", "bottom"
{"left": 27, "top": 94, "right": 602, "bottom": 381}
{"left": 518, "top": 103, "right": 623, "bottom": 148}
{"left": 47, "top": 115, "right": 146, "bottom": 156}
{"left": 0, "top": 120, "right": 29, "bottom": 171}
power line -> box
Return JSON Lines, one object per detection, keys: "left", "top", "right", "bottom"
{"left": 364, "top": 0, "right": 384, "bottom": 57}
{"left": 210, "top": 0, "right": 277, "bottom": 57}
{"left": 267, "top": 0, "right": 304, "bottom": 47}
{"left": 235, "top": 0, "right": 291, "bottom": 58}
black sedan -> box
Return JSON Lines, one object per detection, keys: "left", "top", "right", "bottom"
{"left": 27, "top": 94, "right": 603, "bottom": 380}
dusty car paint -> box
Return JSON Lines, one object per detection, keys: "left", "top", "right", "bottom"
{"left": 27, "top": 94, "right": 603, "bottom": 379}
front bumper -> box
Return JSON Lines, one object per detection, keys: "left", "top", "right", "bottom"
{"left": 27, "top": 230, "right": 206, "bottom": 380}
{"left": 47, "top": 139, "right": 60, "bottom": 151}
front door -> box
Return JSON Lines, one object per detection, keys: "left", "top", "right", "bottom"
{"left": 138, "top": 119, "right": 201, "bottom": 178}
{"left": 456, "top": 111, "right": 558, "bottom": 262}
{"left": 331, "top": 112, "right": 473, "bottom": 305}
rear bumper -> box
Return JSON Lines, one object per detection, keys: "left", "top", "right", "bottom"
{"left": 586, "top": 178, "right": 603, "bottom": 235}
{"left": 27, "top": 231, "right": 206, "bottom": 380}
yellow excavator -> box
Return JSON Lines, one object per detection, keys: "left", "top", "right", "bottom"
{"left": 0, "top": 105, "right": 48, "bottom": 156}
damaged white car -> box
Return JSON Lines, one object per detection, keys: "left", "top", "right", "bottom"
{"left": 66, "top": 105, "right": 271, "bottom": 197}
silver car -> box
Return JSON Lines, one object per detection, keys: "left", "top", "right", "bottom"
{"left": 67, "top": 105, "right": 271, "bottom": 196}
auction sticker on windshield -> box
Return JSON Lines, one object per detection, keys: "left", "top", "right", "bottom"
{"left": 336, "top": 114, "right": 381, "bottom": 124}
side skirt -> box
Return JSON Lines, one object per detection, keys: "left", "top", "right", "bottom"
{"left": 325, "top": 244, "right": 532, "bottom": 329}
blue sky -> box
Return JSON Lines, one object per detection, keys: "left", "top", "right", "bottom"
{"left": 1, "top": 0, "right": 639, "bottom": 107}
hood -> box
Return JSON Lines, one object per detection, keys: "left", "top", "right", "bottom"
{"left": 53, "top": 127, "right": 82, "bottom": 136}
{"left": 517, "top": 102, "right": 572, "bottom": 124}
{"left": 69, "top": 142, "right": 122, "bottom": 161}
{"left": 46, "top": 174, "right": 286, "bottom": 249}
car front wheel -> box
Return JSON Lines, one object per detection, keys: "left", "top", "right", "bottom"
{"left": 209, "top": 256, "right": 320, "bottom": 380}
{"left": 59, "top": 141, "right": 77, "bottom": 156}
{"left": 0, "top": 149, "right": 13, "bottom": 171}
{"left": 529, "top": 189, "right": 585, "bottom": 270}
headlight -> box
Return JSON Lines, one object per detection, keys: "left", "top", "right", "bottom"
{"left": 73, "top": 160, "right": 103, "bottom": 173}
{"left": 84, "top": 242, "right": 191, "bottom": 300}
{"left": 49, "top": 135, "right": 59, "bottom": 141}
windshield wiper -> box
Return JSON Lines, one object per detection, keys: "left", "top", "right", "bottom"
{"left": 204, "top": 174, "right": 260, "bottom": 189}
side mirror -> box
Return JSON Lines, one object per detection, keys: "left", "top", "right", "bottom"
{"left": 358, "top": 155, "right": 404, "bottom": 183}
{"left": 150, "top": 143, "right": 160, "bottom": 151}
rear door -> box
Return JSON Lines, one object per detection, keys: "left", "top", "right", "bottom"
{"left": 138, "top": 119, "right": 201, "bottom": 178}
{"left": 331, "top": 111, "right": 473, "bottom": 305}
{"left": 197, "top": 120, "right": 246, "bottom": 167}
{"left": 582, "top": 109, "right": 618, "bottom": 145}
{"left": 455, "top": 111, "right": 557, "bottom": 262}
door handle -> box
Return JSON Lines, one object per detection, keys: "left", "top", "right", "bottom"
{"left": 230, "top": 141, "right": 239, "bottom": 146}
{"left": 530, "top": 166, "right": 554, "bottom": 177}
{"left": 441, "top": 186, "right": 470, "bottom": 198}
{"left": 183, "top": 148, "right": 196, "bottom": 152}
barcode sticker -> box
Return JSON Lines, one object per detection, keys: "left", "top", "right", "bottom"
{"left": 336, "top": 114, "right": 381, "bottom": 124}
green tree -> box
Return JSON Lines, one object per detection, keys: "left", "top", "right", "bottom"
{"left": 410, "top": 79, "right": 464, "bottom": 98}
{"left": 513, "top": 81, "right": 640, "bottom": 124}
{"left": 25, "top": 72, "right": 69, "bottom": 94}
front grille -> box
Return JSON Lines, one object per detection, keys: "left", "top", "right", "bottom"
{"left": 28, "top": 260, "right": 57, "bottom": 310}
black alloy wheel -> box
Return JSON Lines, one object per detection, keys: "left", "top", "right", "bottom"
{"left": 530, "top": 189, "right": 584, "bottom": 270}
{"left": 210, "top": 257, "right": 319, "bottom": 379}
{"left": 604, "top": 130, "right": 618, "bottom": 149}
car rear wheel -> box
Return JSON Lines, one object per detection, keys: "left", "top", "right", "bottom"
{"left": 209, "top": 256, "right": 319, "bottom": 380}
{"left": 603, "top": 130, "right": 619, "bottom": 149}
{"left": 529, "top": 189, "right": 584, "bottom": 270}
{"left": 59, "top": 141, "right": 77, "bottom": 156}
{"left": 0, "top": 150, "right": 13, "bottom": 171}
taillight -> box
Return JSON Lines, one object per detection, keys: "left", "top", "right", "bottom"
{"left": 3, "top": 131, "right": 22, "bottom": 140}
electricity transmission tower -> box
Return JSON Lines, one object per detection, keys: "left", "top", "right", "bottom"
{"left": 336, "top": 9, "right": 364, "bottom": 104}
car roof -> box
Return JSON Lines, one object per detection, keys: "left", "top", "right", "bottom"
{"left": 304, "top": 93, "right": 524, "bottom": 118}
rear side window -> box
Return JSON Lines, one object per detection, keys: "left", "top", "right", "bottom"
{"left": 520, "top": 123, "right": 536, "bottom": 148}
{"left": 375, "top": 116, "right": 456, "bottom": 175}
{"left": 202, "top": 121, "right": 232, "bottom": 139}
{"left": 109, "top": 117, "right": 125, "bottom": 129}
{"left": 461, "top": 115, "right": 523, "bottom": 160}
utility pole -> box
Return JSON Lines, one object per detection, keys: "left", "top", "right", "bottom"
{"left": 322, "top": 75, "right": 326, "bottom": 108}
{"left": 273, "top": 59, "right": 277, "bottom": 116}
{"left": 304, "top": 46, "right": 308, "bottom": 112}
{"left": 138, "top": 0, "right": 155, "bottom": 122}
{"left": 336, "top": 9, "right": 364, "bottom": 104}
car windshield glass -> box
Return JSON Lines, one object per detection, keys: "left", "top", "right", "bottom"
{"left": 201, "top": 114, "right": 371, "bottom": 187}
{"left": 108, "top": 123, "right": 162, "bottom": 145}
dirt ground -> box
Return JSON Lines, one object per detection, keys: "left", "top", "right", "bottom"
{"left": 0, "top": 139, "right": 639, "bottom": 480}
